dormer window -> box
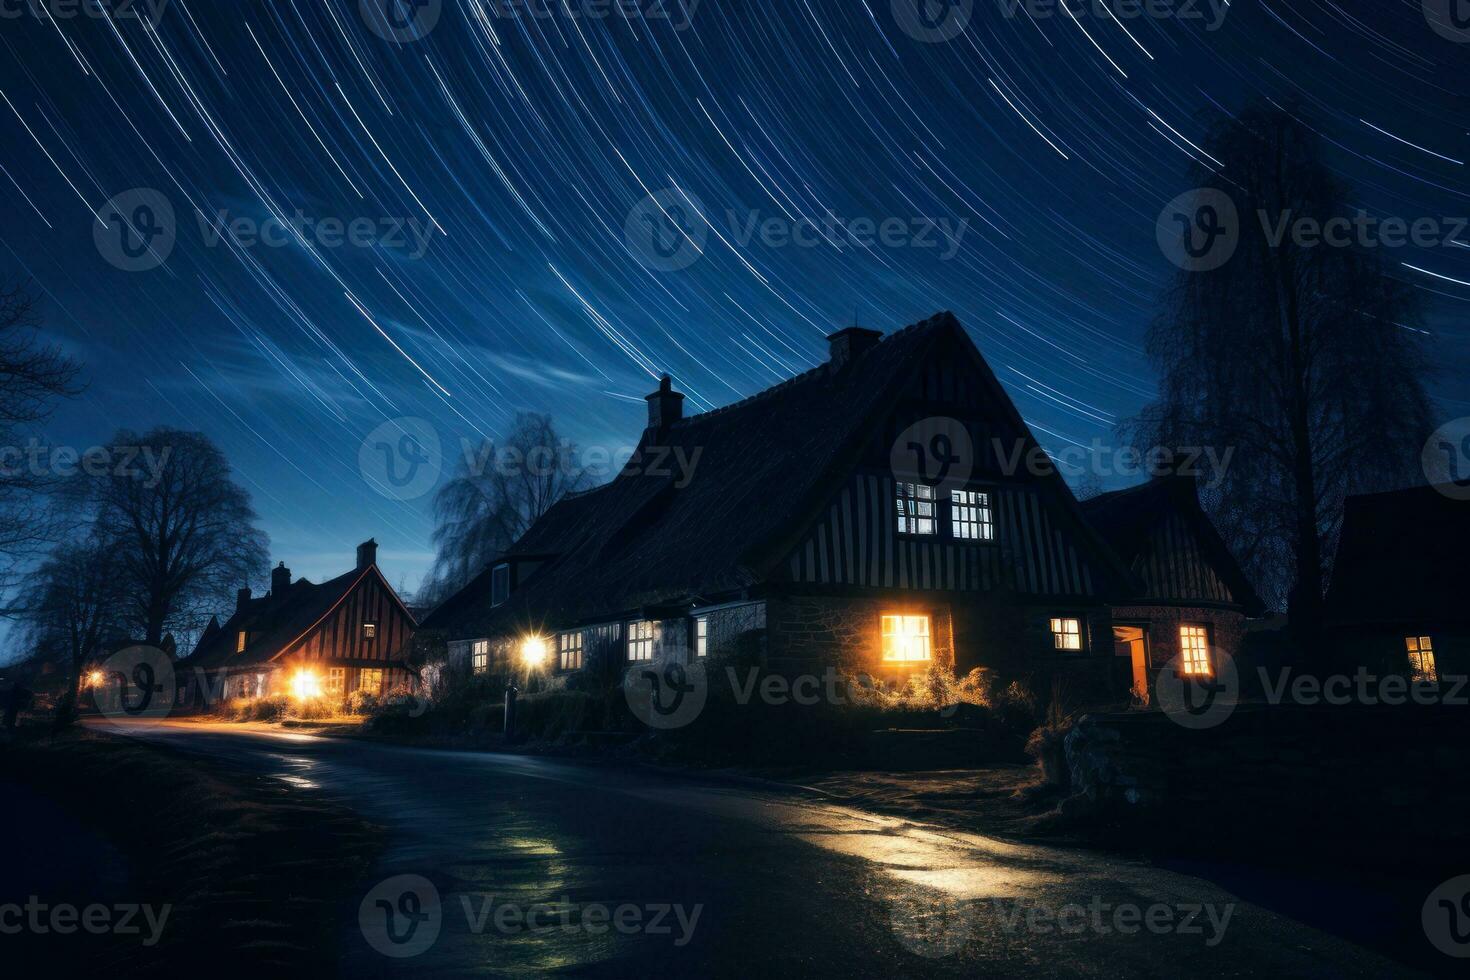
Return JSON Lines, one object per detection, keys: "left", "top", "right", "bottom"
{"left": 896, "top": 482, "right": 936, "bottom": 535}
{"left": 236, "top": 631, "right": 248, "bottom": 653}
{"left": 491, "top": 564, "right": 510, "bottom": 606}
{"left": 362, "top": 622, "right": 378, "bottom": 640}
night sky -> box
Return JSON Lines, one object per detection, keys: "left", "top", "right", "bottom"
{"left": 1, "top": 0, "right": 1467, "bottom": 596}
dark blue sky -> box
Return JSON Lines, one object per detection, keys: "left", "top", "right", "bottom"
{"left": 1, "top": 0, "right": 1467, "bottom": 596}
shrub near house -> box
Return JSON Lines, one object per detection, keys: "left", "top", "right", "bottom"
{"left": 420, "top": 314, "right": 1262, "bottom": 738}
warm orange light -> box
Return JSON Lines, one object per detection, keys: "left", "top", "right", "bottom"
{"left": 86, "top": 670, "right": 103, "bottom": 688}
{"left": 289, "top": 668, "right": 323, "bottom": 701}
{"left": 881, "top": 615, "right": 932, "bottom": 662}
{"left": 521, "top": 636, "right": 549, "bottom": 668}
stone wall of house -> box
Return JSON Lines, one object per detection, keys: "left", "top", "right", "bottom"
{"left": 764, "top": 595, "right": 956, "bottom": 677}
{"left": 1111, "top": 604, "right": 1248, "bottom": 671}
{"left": 1064, "top": 705, "right": 1470, "bottom": 866}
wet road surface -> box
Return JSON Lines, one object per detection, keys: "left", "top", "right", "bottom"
{"left": 88, "top": 718, "right": 1417, "bottom": 978}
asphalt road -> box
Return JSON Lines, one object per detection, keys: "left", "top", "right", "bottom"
{"left": 86, "top": 718, "right": 1418, "bottom": 978}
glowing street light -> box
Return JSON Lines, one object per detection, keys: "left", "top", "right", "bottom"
{"left": 520, "top": 636, "right": 549, "bottom": 669}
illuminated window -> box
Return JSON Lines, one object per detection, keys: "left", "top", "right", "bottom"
{"left": 1051, "top": 617, "right": 1084, "bottom": 651}
{"left": 1179, "top": 625, "right": 1212, "bottom": 676}
{"left": 236, "top": 631, "right": 248, "bottom": 653}
{"left": 896, "top": 482, "right": 937, "bottom": 535}
{"left": 326, "top": 668, "right": 346, "bottom": 696}
{"left": 359, "top": 668, "right": 384, "bottom": 696}
{"left": 694, "top": 616, "right": 709, "bottom": 658}
{"left": 472, "top": 640, "right": 489, "bottom": 675}
{"left": 362, "top": 622, "right": 377, "bottom": 640}
{"left": 628, "top": 621, "right": 655, "bottom": 662}
{"left": 882, "top": 615, "right": 932, "bottom": 662}
{"left": 559, "top": 632, "right": 584, "bottom": 671}
{"left": 1405, "top": 636, "right": 1438, "bottom": 683}
{"left": 951, "top": 489, "right": 994, "bottom": 541}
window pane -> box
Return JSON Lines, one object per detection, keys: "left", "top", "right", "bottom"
{"left": 882, "top": 614, "right": 932, "bottom": 661}
{"left": 951, "top": 489, "right": 994, "bottom": 541}
{"left": 1051, "top": 618, "right": 1083, "bottom": 651}
{"left": 1179, "top": 625, "right": 1212, "bottom": 676}
{"left": 896, "top": 483, "right": 939, "bottom": 535}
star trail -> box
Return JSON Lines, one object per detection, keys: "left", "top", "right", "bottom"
{"left": 1, "top": 0, "right": 1466, "bottom": 592}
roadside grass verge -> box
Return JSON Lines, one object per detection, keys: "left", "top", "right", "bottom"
{"left": 1, "top": 726, "right": 383, "bottom": 975}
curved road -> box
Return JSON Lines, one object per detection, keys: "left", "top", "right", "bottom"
{"left": 88, "top": 718, "right": 1414, "bottom": 978}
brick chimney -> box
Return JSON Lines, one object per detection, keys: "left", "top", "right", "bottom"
{"left": 826, "top": 326, "right": 882, "bottom": 369}
{"left": 357, "top": 538, "right": 378, "bottom": 570}
{"left": 645, "top": 374, "right": 684, "bottom": 431}
{"left": 236, "top": 587, "right": 252, "bottom": 612}
{"left": 270, "top": 561, "right": 291, "bottom": 596}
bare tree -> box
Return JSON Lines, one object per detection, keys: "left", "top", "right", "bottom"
{"left": 1128, "top": 102, "right": 1434, "bottom": 647}
{"left": 422, "top": 413, "right": 592, "bottom": 602}
{"left": 17, "top": 542, "right": 127, "bottom": 727}
{"left": 0, "top": 280, "right": 82, "bottom": 597}
{"left": 83, "top": 427, "right": 269, "bottom": 644}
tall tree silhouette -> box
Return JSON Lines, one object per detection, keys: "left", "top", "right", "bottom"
{"left": 82, "top": 427, "right": 269, "bottom": 644}
{"left": 1129, "top": 102, "right": 1433, "bottom": 644}
{"left": 422, "top": 413, "right": 591, "bottom": 603}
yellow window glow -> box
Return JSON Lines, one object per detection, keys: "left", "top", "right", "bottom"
{"left": 1179, "top": 625, "right": 1212, "bottom": 676}
{"left": 882, "top": 615, "right": 932, "bottom": 662}
{"left": 1050, "top": 618, "right": 1083, "bottom": 651}
{"left": 1405, "top": 636, "right": 1438, "bottom": 683}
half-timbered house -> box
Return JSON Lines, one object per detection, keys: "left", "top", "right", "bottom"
{"left": 422, "top": 313, "right": 1257, "bottom": 705}
{"left": 178, "top": 539, "right": 417, "bottom": 707}
{"left": 1081, "top": 476, "right": 1264, "bottom": 702}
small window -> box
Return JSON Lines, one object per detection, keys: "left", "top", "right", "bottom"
{"left": 236, "top": 631, "right": 248, "bottom": 653}
{"left": 359, "top": 668, "right": 384, "bottom": 696}
{"left": 362, "top": 622, "right": 378, "bottom": 640}
{"left": 471, "top": 640, "right": 489, "bottom": 675}
{"left": 1179, "top": 625, "right": 1212, "bottom": 676}
{"left": 694, "top": 616, "right": 709, "bottom": 658}
{"left": 1406, "top": 636, "right": 1438, "bottom": 683}
{"left": 326, "top": 668, "right": 345, "bottom": 696}
{"left": 895, "top": 482, "right": 937, "bottom": 535}
{"left": 491, "top": 564, "right": 510, "bottom": 606}
{"left": 628, "top": 620, "right": 655, "bottom": 662}
{"left": 1050, "top": 617, "right": 1084, "bottom": 651}
{"left": 881, "top": 614, "right": 932, "bottom": 662}
{"left": 559, "top": 632, "right": 584, "bottom": 671}
{"left": 950, "top": 489, "right": 994, "bottom": 541}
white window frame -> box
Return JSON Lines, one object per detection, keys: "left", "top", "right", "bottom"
{"left": 881, "top": 614, "right": 932, "bottom": 663}
{"left": 895, "top": 482, "right": 937, "bottom": 536}
{"left": 694, "top": 616, "right": 709, "bottom": 658}
{"left": 1051, "top": 617, "right": 1084, "bottom": 652}
{"left": 326, "top": 667, "right": 346, "bottom": 696}
{"left": 950, "top": 489, "right": 994, "bottom": 541}
{"left": 362, "top": 621, "right": 378, "bottom": 640}
{"left": 628, "top": 620, "right": 655, "bottom": 662}
{"left": 1179, "top": 624, "right": 1212, "bottom": 676}
{"left": 471, "top": 640, "right": 490, "bottom": 675}
{"left": 559, "top": 631, "right": 584, "bottom": 672}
